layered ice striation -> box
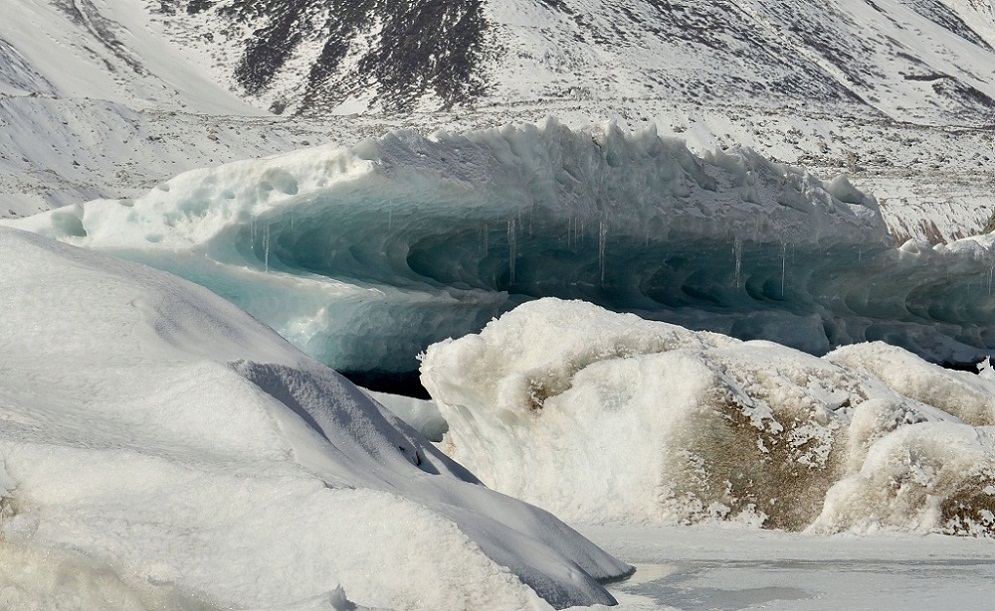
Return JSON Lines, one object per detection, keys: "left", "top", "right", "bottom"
{"left": 10, "top": 120, "right": 995, "bottom": 387}
{"left": 422, "top": 298, "right": 995, "bottom": 536}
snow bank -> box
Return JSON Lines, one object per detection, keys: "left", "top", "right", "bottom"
{"left": 365, "top": 389, "right": 449, "bottom": 442}
{"left": 26, "top": 119, "right": 995, "bottom": 387}
{"left": 422, "top": 298, "right": 995, "bottom": 536}
{"left": 0, "top": 228, "right": 630, "bottom": 610}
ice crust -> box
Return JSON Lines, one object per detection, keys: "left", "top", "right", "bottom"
{"left": 0, "top": 227, "right": 630, "bottom": 610}
{"left": 422, "top": 297, "right": 995, "bottom": 536}
{"left": 14, "top": 120, "right": 995, "bottom": 383}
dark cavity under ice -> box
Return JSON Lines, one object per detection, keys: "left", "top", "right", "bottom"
{"left": 15, "top": 120, "right": 995, "bottom": 393}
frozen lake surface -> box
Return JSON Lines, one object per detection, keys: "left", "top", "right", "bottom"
{"left": 587, "top": 526, "right": 995, "bottom": 610}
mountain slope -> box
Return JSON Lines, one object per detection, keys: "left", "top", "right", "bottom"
{"left": 154, "top": 0, "right": 493, "bottom": 114}
{"left": 148, "top": 0, "right": 995, "bottom": 242}
{"left": 158, "top": 0, "right": 995, "bottom": 125}
{"left": 0, "top": 0, "right": 329, "bottom": 218}
{"left": 4, "top": 0, "right": 995, "bottom": 242}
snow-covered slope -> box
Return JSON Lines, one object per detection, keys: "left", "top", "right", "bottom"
{"left": 422, "top": 297, "right": 995, "bottom": 536}
{"left": 0, "top": 0, "right": 336, "bottom": 218}
{"left": 9, "top": 121, "right": 995, "bottom": 390}
{"left": 160, "top": 0, "right": 995, "bottom": 125}
{"left": 1, "top": 0, "right": 253, "bottom": 110}
{"left": 4, "top": 0, "right": 995, "bottom": 242}
{"left": 0, "top": 226, "right": 630, "bottom": 610}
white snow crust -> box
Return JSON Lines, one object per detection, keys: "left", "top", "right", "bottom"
{"left": 11, "top": 120, "right": 995, "bottom": 380}
{"left": 421, "top": 297, "right": 995, "bottom": 536}
{"left": 0, "top": 227, "right": 631, "bottom": 610}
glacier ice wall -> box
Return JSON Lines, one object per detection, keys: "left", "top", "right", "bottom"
{"left": 422, "top": 298, "right": 995, "bottom": 535}
{"left": 9, "top": 120, "right": 995, "bottom": 386}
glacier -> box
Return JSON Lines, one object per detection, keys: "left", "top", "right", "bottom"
{"left": 8, "top": 120, "right": 995, "bottom": 390}
{"left": 0, "top": 226, "right": 630, "bottom": 610}
{"left": 422, "top": 297, "right": 995, "bottom": 535}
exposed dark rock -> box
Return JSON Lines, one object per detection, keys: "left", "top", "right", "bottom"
{"left": 154, "top": 0, "right": 995, "bottom": 122}
{"left": 172, "top": 0, "right": 492, "bottom": 114}
{"left": 896, "top": 0, "right": 993, "bottom": 51}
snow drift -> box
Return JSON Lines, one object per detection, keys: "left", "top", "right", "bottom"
{"left": 0, "top": 227, "right": 630, "bottom": 610}
{"left": 422, "top": 298, "right": 995, "bottom": 536}
{"left": 9, "top": 120, "right": 995, "bottom": 387}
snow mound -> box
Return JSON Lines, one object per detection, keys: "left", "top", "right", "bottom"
{"left": 421, "top": 298, "right": 995, "bottom": 536}
{"left": 0, "top": 228, "right": 629, "bottom": 610}
{"left": 365, "top": 389, "right": 449, "bottom": 442}
{"left": 26, "top": 119, "right": 993, "bottom": 388}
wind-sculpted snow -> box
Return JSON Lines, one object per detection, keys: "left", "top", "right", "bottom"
{"left": 9, "top": 121, "right": 995, "bottom": 389}
{"left": 0, "top": 227, "right": 629, "bottom": 609}
{"left": 422, "top": 298, "right": 995, "bottom": 536}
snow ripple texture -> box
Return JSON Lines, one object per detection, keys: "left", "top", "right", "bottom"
{"left": 422, "top": 297, "right": 995, "bottom": 536}
{"left": 9, "top": 119, "right": 995, "bottom": 380}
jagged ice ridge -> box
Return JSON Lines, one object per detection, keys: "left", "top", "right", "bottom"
{"left": 8, "top": 120, "right": 995, "bottom": 390}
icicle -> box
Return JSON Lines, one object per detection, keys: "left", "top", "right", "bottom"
{"left": 733, "top": 236, "right": 743, "bottom": 289}
{"left": 599, "top": 220, "right": 607, "bottom": 285}
{"left": 508, "top": 218, "right": 517, "bottom": 284}
{"left": 388, "top": 209, "right": 393, "bottom": 232}
{"left": 529, "top": 199, "right": 535, "bottom": 238}
{"left": 480, "top": 223, "right": 489, "bottom": 255}
{"left": 263, "top": 222, "right": 271, "bottom": 273}
{"left": 989, "top": 266, "right": 993, "bottom": 297}
{"left": 780, "top": 242, "right": 787, "bottom": 297}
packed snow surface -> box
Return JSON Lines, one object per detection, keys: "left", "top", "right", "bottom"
{"left": 422, "top": 297, "right": 995, "bottom": 536}
{"left": 0, "top": 227, "right": 631, "bottom": 610}
{"left": 10, "top": 121, "right": 995, "bottom": 386}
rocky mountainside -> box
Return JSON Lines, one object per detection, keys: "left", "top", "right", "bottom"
{"left": 155, "top": 0, "right": 491, "bottom": 115}
{"left": 156, "top": 0, "right": 995, "bottom": 125}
